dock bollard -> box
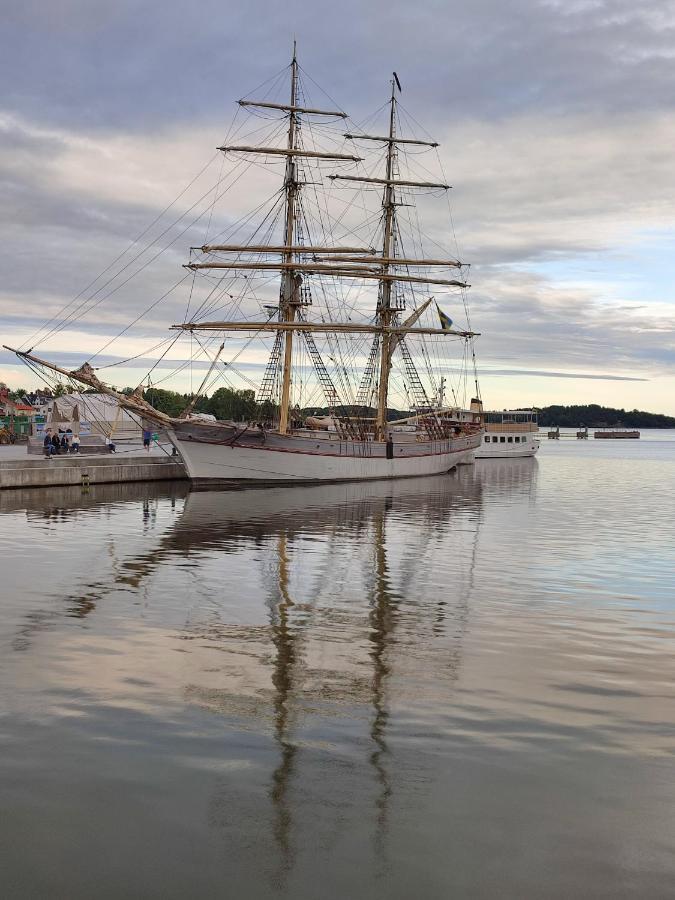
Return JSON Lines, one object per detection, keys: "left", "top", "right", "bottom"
{"left": 81, "top": 469, "right": 90, "bottom": 491}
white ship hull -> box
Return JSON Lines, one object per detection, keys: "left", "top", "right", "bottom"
{"left": 475, "top": 433, "right": 539, "bottom": 459}
{"left": 168, "top": 423, "right": 480, "bottom": 484}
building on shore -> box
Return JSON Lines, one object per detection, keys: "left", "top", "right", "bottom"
{"left": 23, "top": 390, "right": 56, "bottom": 418}
{"left": 0, "top": 387, "right": 35, "bottom": 438}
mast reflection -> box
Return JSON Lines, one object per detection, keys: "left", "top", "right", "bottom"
{"left": 5, "top": 466, "right": 544, "bottom": 878}
{"left": 268, "top": 532, "right": 299, "bottom": 880}
{"left": 368, "top": 504, "right": 396, "bottom": 865}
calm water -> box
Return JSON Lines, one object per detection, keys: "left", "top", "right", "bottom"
{"left": 1, "top": 433, "right": 675, "bottom": 898}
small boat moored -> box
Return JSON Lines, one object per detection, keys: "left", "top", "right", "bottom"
{"left": 594, "top": 429, "right": 640, "bottom": 439}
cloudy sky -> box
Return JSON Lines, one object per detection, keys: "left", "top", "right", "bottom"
{"left": 2, "top": 0, "right": 675, "bottom": 412}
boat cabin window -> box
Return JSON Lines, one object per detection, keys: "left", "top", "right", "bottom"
{"left": 508, "top": 436, "right": 513, "bottom": 443}
{"left": 500, "top": 436, "right": 506, "bottom": 443}
{"left": 484, "top": 436, "right": 489, "bottom": 443}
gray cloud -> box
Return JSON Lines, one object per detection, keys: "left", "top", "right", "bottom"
{"left": 1, "top": 0, "right": 675, "bottom": 410}
{"left": 4, "top": 0, "right": 675, "bottom": 129}
{"left": 480, "top": 368, "right": 647, "bottom": 381}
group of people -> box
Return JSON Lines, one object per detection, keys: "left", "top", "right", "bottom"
{"left": 43, "top": 428, "right": 80, "bottom": 456}
{"left": 41, "top": 426, "right": 153, "bottom": 457}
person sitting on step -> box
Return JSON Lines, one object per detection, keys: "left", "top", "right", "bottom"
{"left": 43, "top": 430, "right": 54, "bottom": 457}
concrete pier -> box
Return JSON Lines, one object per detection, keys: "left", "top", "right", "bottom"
{"left": 0, "top": 450, "right": 186, "bottom": 490}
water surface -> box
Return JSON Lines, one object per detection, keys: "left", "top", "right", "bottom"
{"left": 1, "top": 434, "right": 675, "bottom": 898}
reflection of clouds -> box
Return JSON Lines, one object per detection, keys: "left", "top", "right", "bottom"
{"left": 4, "top": 481, "right": 187, "bottom": 651}
{"left": 6, "top": 457, "right": 675, "bottom": 893}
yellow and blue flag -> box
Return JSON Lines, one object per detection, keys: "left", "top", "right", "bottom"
{"left": 436, "top": 304, "right": 453, "bottom": 330}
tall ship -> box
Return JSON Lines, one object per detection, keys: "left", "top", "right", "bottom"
{"left": 7, "top": 49, "right": 483, "bottom": 484}
{"left": 475, "top": 409, "right": 539, "bottom": 458}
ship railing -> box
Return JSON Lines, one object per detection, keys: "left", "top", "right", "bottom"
{"left": 483, "top": 422, "right": 539, "bottom": 433}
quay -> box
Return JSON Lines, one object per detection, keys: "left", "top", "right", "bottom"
{"left": 548, "top": 426, "right": 638, "bottom": 440}
{"left": 0, "top": 445, "right": 186, "bottom": 490}
{"left": 547, "top": 427, "right": 588, "bottom": 439}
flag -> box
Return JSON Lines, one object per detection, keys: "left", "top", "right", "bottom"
{"left": 436, "top": 304, "right": 453, "bottom": 330}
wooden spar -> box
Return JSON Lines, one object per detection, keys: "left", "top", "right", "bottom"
{"left": 187, "top": 260, "right": 379, "bottom": 274}
{"left": 387, "top": 297, "right": 434, "bottom": 360}
{"left": 329, "top": 174, "right": 450, "bottom": 189}
{"left": 311, "top": 255, "right": 463, "bottom": 267}
{"left": 186, "top": 260, "right": 468, "bottom": 287}
{"left": 389, "top": 407, "right": 457, "bottom": 425}
{"left": 368, "top": 269, "right": 469, "bottom": 286}
{"left": 344, "top": 133, "right": 438, "bottom": 147}
{"left": 3, "top": 346, "right": 174, "bottom": 426}
{"left": 170, "top": 322, "right": 478, "bottom": 337}
{"left": 189, "top": 260, "right": 376, "bottom": 271}
{"left": 217, "top": 145, "right": 362, "bottom": 161}
{"left": 238, "top": 100, "right": 347, "bottom": 117}
{"left": 195, "top": 244, "right": 377, "bottom": 255}
{"left": 179, "top": 341, "right": 225, "bottom": 419}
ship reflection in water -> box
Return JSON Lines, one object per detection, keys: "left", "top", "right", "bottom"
{"left": 3, "top": 451, "right": 675, "bottom": 899}
{"left": 155, "top": 473, "right": 487, "bottom": 889}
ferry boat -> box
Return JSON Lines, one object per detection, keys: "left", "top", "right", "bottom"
{"left": 6, "top": 48, "right": 483, "bottom": 484}
{"left": 475, "top": 409, "right": 539, "bottom": 458}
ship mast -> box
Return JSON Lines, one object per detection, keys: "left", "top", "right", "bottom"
{"left": 278, "top": 44, "right": 300, "bottom": 435}
{"left": 374, "top": 77, "right": 399, "bottom": 441}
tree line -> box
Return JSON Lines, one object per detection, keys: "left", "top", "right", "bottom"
{"left": 537, "top": 404, "right": 675, "bottom": 428}
{"left": 140, "top": 387, "right": 258, "bottom": 421}
{"left": 6, "top": 382, "right": 675, "bottom": 428}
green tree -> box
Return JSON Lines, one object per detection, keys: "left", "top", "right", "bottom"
{"left": 142, "top": 388, "right": 188, "bottom": 418}
{"left": 53, "top": 383, "right": 74, "bottom": 397}
{"left": 205, "top": 387, "right": 256, "bottom": 421}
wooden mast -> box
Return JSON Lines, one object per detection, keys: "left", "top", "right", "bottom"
{"left": 278, "top": 45, "right": 299, "bottom": 435}
{"left": 374, "top": 77, "right": 398, "bottom": 441}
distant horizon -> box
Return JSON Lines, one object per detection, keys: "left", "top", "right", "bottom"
{"left": 4, "top": 380, "right": 674, "bottom": 424}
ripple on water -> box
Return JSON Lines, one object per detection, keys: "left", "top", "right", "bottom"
{"left": 1, "top": 446, "right": 675, "bottom": 898}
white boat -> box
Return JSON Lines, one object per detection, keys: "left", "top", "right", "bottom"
{"left": 166, "top": 419, "right": 479, "bottom": 484}
{"left": 475, "top": 409, "right": 539, "bottom": 458}
{"left": 7, "top": 48, "right": 483, "bottom": 484}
